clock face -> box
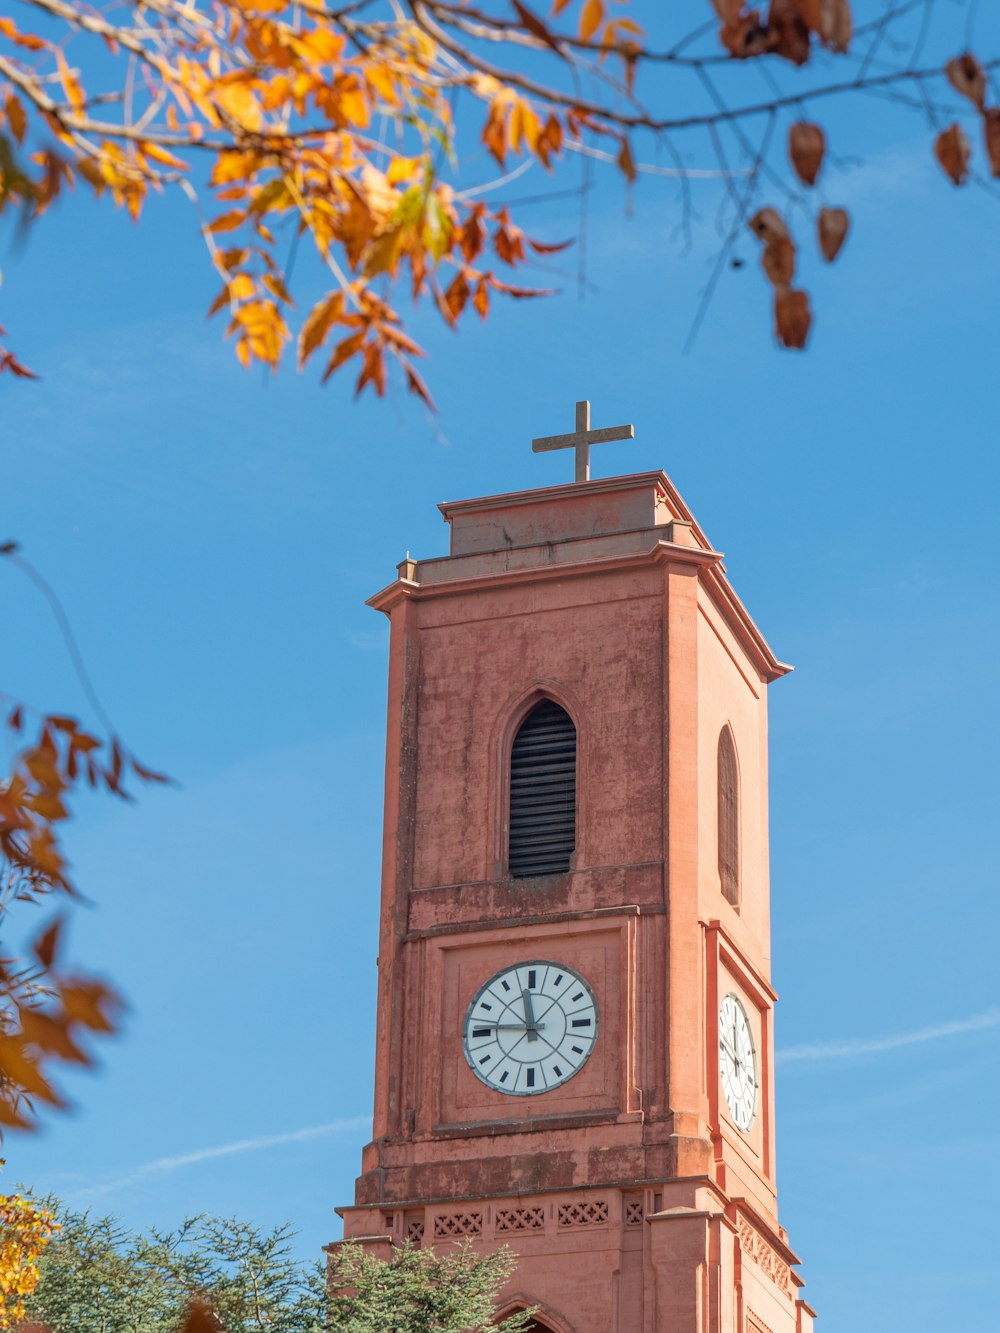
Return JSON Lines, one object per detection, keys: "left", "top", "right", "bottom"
{"left": 719, "top": 992, "right": 757, "bottom": 1132}
{"left": 462, "top": 961, "right": 599, "bottom": 1096}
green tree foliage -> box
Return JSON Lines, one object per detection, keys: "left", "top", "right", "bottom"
{"left": 326, "top": 1241, "right": 535, "bottom": 1333}
{"left": 26, "top": 1201, "right": 535, "bottom": 1333}
{"left": 26, "top": 1206, "right": 326, "bottom": 1332}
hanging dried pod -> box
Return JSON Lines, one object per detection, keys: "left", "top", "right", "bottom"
{"left": 774, "top": 289, "right": 812, "bottom": 349}
{"left": 748, "top": 207, "right": 790, "bottom": 244}
{"left": 789, "top": 122, "right": 825, "bottom": 186}
{"left": 817, "top": 206, "right": 849, "bottom": 261}
{"left": 825, "top": 0, "right": 852, "bottom": 52}
{"left": 719, "top": 9, "right": 772, "bottom": 60}
{"left": 768, "top": 0, "right": 811, "bottom": 65}
{"left": 983, "top": 109, "right": 1000, "bottom": 178}
{"left": 762, "top": 236, "right": 796, "bottom": 288}
{"left": 934, "top": 123, "right": 971, "bottom": 185}
{"left": 945, "top": 54, "right": 986, "bottom": 111}
{"left": 793, "top": 0, "right": 850, "bottom": 50}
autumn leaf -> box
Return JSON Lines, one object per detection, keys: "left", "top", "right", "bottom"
{"left": 617, "top": 138, "right": 637, "bottom": 184}
{"left": 579, "top": 0, "right": 604, "bottom": 43}
{"left": 5, "top": 95, "right": 28, "bottom": 146}
{"left": 512, "top": 1, "right": 565, "bottom": 55}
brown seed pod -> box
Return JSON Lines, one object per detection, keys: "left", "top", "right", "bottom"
{"left": 984, "top": 109, "right": 1000, "bottom": 178}
{"left": 762, "top": 236, "right": 796, "bottom": 288}
{"left": 934, "top": 122, "right": 971, "bottom": 185}
{"left": 748, "top": 206, "right": 790, "bottom": 244}
{"left": 817, "top": 206, "right": 849, "bottom": 262}
{"left": 774, "top": 288, "right": 812, "bottom": 349}
{"left": 789, "top": 122, "right": 825, "bottom": 186}
{"left": 945, "top": 53, "right": 986, "bottom": 111}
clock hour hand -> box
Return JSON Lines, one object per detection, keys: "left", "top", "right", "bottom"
{"left": 521, "top": 988, "right": 540, "bottom": 1042}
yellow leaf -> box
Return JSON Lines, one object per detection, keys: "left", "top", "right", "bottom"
{"left": 579, "top": 0, "right": 604, "bottom": 42}
{"left": 229, "top": 273, "right": 255, "bottom": 301}
{"left": 143, "top": 141, "right": 189, "bottom": 171}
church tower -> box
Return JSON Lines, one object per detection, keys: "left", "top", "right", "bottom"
{"left": 335, "top": 406, "right": 815, "bottom": 1333}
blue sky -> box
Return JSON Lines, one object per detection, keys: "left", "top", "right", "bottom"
{"left": 3, "top": 7, "right": 1000, "bottom": 1329}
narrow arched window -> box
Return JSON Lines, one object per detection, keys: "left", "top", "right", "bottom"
{"left": 718, "top": 726, "right": 740, "bottom": 907}
{"left": 508, "top": 700, "right": 576, "bottom": 878}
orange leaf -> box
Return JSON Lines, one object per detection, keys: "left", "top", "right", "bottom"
{"left": 617, "top": 137, "right": 637, "bottom": 183}
{"left": 33, "top": 918, "right": 63, "bottom": 969}
{"left": 322, "top": 330, "right": 366, "bottom": 382}
{"left": 6, "top": 93, "right": 27, "bottom": 145}
{"left": 400, "top": 357, "right": 437, "bottom": 411}
{"left": 208, "top": 209, "right": 246, "bottom": 234}
{"left": 299, "top": 292, "right": 345, "bottom": 367}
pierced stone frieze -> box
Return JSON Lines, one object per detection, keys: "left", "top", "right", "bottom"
{"left": 624, "top": 1200, "right": 644, "bottom": 1227}
{"left": 433, "top": 1212, "right": 483, "bottom": 1238}
{"left": 747, "top": 1311, "right": 774, "bottom": 1333}
{"left": 405, "top": 1217, "right": 425, "bottom": 1244}
{"left": 557, "top": 1200, "right": 609, "bottom": 1228}
{"left": 738, "top": 1218, "right": 791, "bottom": 1296}
{"left": 496, "top": 1207, "right": 545, "bottom": 1234}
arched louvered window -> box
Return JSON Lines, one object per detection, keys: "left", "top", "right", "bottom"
{"left": 718, "top": 725, "right": 740, "bottom": 907}
{"left": 508, "top": 699, "right": 577, "bottom": 878}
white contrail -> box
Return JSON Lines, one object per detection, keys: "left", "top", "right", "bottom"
{"left": 76, "top": 1116, "right": 369, "bottom": 1199}
{"left": 776, "top": 1009, "right": 1000, "bottom": 1066}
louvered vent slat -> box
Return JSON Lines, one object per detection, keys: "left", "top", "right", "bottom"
{"left": 508, "top": 699, "right": 576, "bottom": 878}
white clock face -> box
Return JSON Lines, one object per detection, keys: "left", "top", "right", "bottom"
{"left": 462, "top": 961, "right": 598, "bottom": 1096}
{"left": 719, "top": 993, "right": 757, "bottom": 1132}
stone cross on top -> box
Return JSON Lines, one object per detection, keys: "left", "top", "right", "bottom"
{"left": 531, "top": 400, "right": 634, "bottom": 483}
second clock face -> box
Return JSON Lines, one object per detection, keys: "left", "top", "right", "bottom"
{"left": 462, "top": 961, "right": 599, "bottom": 1096}
{"left": 719, "top": 992, "right": 758, "bottom": 1132}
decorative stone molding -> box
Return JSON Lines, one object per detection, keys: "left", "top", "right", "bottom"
{"left": 557, "top": 1200, "right": 609, "bottom": 1228}
{"left": 747, "top": 1311, "right": 774, "bottom": 1333}
{"left": 496, "top": 1206, "right": 545, "bottom": 1234}
{"left": 738, "top": 1218, "right": 791, "bottom": 1296}
{"left": 432, "top": 1211, "right": 483, "bottom": 1238}
{"left": 623, "top": 1199, "right": 644, "bottom": 1227}
{"left": 404, "top": 1215, "right": 425, "bottom": 1244}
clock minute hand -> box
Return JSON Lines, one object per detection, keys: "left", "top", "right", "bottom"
{"left": 521, "top": 988, "right": 540, "bottom": 1042}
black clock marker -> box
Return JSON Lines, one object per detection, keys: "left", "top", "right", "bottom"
{"left": 526, "top": 1067, "right": 535, "bottom": 1087}
{"left": 472, "top": 1026, "right": 492, "bottom": 1038}
{"left": 572, "top": 1018, "right": 591, "bottom": 1028}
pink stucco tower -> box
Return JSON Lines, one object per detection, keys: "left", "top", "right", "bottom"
{"left": 335, "top": 441, "right": 815, "bottom": 1333}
